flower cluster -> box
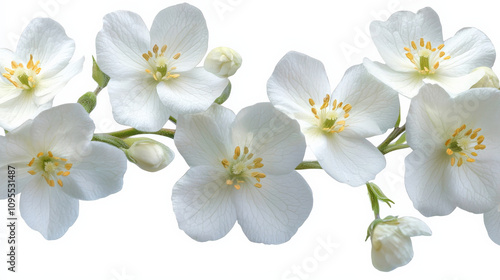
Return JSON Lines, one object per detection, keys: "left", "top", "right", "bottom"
{"left": 1, "top": 3, "right": 500, "bottom": 274}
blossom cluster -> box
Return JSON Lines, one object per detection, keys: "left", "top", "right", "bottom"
{"left": 1, "top": 3, "right": 499, "bottom": 273}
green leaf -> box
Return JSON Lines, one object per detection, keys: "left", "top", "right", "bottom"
{"left": 92, "top": 56, "right": 110, "bottom": 88}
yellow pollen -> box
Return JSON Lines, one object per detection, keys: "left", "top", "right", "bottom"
{"left": 404, "top": 39, "right": 450, "bottom": 75}
{"left": 173, "top": 53, "right": 181, "bottom": 60}
{"left": 411, "top": 41, "right": 417, "bottom": 49}
{"left": 450, "top": 157, "right": 455, "bottom": 166}
{"left": 28, "top": 158, "right": 35, "bottom": 167}
{"left": 444, "top": 56, "right": 451, "bottom": 60}
{"left": 153, "top": 44, "right": 159, "bottom": 54}
{"left": 243, "top": 147, "right": 249, "bottom": 155}
{"left": 37, "top": 152, "right": 44, "bottom": 157}
{"left": 28, "top": 170, "right": 36, "bottom": 175}
{"left": 445, "top": 139, "right": 452, "bottom": 146}
{"left": 467, "top": 158, "right": 475, "bottom": 163}
{"left": 142, "top": 53, "right": 150, "bottom": 61}
{"left": 161, "top": 45, "right": 167, "bottom": 53}
{"left": 65, "top": 163, "right": 73, "bottom": 170}
{"left": 63, "top": 171, "right": 70, "bottom": 176}
{"left": 309, "top": 98, "right": 315, "bottom": 106}
{"left": 426, "top": 41, "right": 432, "bottom": 50}
{"left": 420, "top": 38, "right": 424, "bottom": 47}
{"left": 457, "top": 158, "right": 463, "bottom": 167}
{"left": 404, "top": 47, "right": 411, "bottom": 52}
{"left": 438, "top": 44, "right": 445, "bottom": 50}
{"left": 475, "top": 144, "right": 486, "bottom": 150}
{"left": 48, "top": 151, "right": 53, "bottom": 157}
{"left": 446, "top": 124, "right": 485, "bottom": 167}
{"left": 226, "top": 179, "right": 234, "bottom": 185}
{"left": 247, "top": 153, "right": 253, "bottom": 160}
{"left": 255, "top": 183, "right": 262, "bottom": 188}
{"left": 311, "top": 108, "right": 318, "bottom": 116}
{"left": 433, "top": 62, "right": 439, "bottom": 69}
{"left": 57, "top": 179, "right": 63, "bottom": 187}
{"left": 234, "top": 146, "right": 241, "bottom": 159}
{"left": 234, "top": 184, "right": 241, "bottom": 190}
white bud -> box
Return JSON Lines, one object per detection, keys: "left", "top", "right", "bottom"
{"left": 204, "top": 47, "right": 242, "bottom": 78}
{"left": 125, "top": 138, "right": 174, "bottom": 172}
{"left": 471, "top": 67, "right": 499, "bottom": 89}
{"left": 370, "top": 217, "right": 431, "bottom": 272}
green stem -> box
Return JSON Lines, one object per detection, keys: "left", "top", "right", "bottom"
{"left": 366, "top": 183, "right": 381, "bottom": 220}
{"left": 94, "top": 85, "right": 104, "bottom": 96}
{"left": 107, "top": 128, "right": 175, "bottom": 139}
{"left": 377, "top": 124, "right": 406, "bottom": 153}
{"left": 380, "top": 143, "right": 410, "bottom": 155}
{"left": 92, "top": 133, "right": 130, "bottom": 149}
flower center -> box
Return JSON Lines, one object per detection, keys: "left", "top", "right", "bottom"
{"left": 142, "top": 44, "right": 181, "bottom": 81}
{"left": 444, "top": 124, "right": 485, "bottom": 167}
{"left": 309, "top": 94, "right": 351, "bottom": 134}
{"left": 27, "top": 151, "right": 73, "bottom": 187}
{"left": 221, "top": 146, "right": 266, "bottom": 190}
{"left": 404, "top": 38, "right": 451, "bottom": 75}
{"left": 2, "top": 54, "right": 41, "bottom": 90}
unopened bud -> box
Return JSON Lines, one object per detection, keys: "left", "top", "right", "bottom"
{"left": 471, "top": 67, "right": 499, "bottom": 89}
{"left": 124, "top": 138, "right": 174, "bottom": 172}
{"left": 204, "top": 47, "right": 242, "bottom": 78}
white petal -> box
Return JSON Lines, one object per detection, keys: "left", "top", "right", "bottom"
{"left": 371, "top": 225, "right": 414, "bottom": 272}
{"left": 29, "top": 103, "right": 94, "bottom": 155}
{"left": 0, "top": 89, "right": 52, "bottom": 131}
{"left": 175, "top": 104, "right": 234, "bottom": 167}
{"left": 405, "top": 84, "right": 451, "bottom": 151}
{"left": 172, "top": 166, "right": 237, "bottom": 242}
{"left": 484, "top": 206, "right": 500, "bottom": 245}
{"left": 60, "top": 142, "right": 127, "bottom": 201}
{"left": 150, "top": 3, "right": 208, "bottom": 72}
{"left": 231, "top": 172, "right": 313, "bottom": 244}
{"left": 404, "top": 151, "right": 456, "bottom": 216}
{"left": 363, "top": 59, "right": 424, "bottom": 98}
{"left": 16, "top": 18, "right": 76, "bottom": 77}
{"left": 0, "top": 48, "right": 15, "bottom": 73}
{"left": 156, "top": 67, "right": 228, "bottom": 118}
{"left": 370, "top": 7, "right": 443, "bottom": 72}
{"left": 267, "top": 51, "right": 331, "bottom": 124}
{"left": 397, "top": 217, "right": 432, "bottom": 237}
{"left": 231, "top": 103, "right": 306, "bottom": 175}
{"left": 108, "top": 77, "right": 171, "bottom": 132}
{"left": 33, "top": 57, "right": 84, "bottom": 105}
{"left": 20, "top": 178, "right": 79, "bottom": 240}
{"left": 96, "top": 10, "right": 150, "bottom": 78}
{"left": 439, "top": 28, "right": 495, "bottom": 76}
{"left": 448, "top": 162, "right": 500, "bottom": 214}
{"left": 332, "top": 64, "right": 399, "bottom": 138}
{"left": 307, "top": 130, "right": 385, "bottom": 187}
{"left": 429, "top": 71, "right": 486, "bottom": 96}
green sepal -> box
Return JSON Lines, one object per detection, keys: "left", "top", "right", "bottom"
{"left": 365, "top": 215, "right": 399, "bottom": 241}
{"left": 214, "top": 81, "right": 231, "bottom": 105}
{"left": 92, "top": 56, "right": 110, "bottom": 88}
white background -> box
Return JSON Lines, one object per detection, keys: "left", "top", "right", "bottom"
{"left": 1, "top": 0, "right": 499, "bottom": 279}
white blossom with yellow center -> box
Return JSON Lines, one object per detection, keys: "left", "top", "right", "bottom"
{"left": 96, "top": 3, "right": 229, "bottom": 132}
{"left": 0, "top": 104, "right": 127, "bottom": 240}
{"left": 172, "top": 103, "right": 313, "bottom": 244}
{"left": 363, "top": 7, "right": 495, "bottom": 98}
{"left": 405, "top": 85, "right": 500, "bottom": 217}
{"left": 267, "top": 51, "right": 399, "bottom": 186}
{"left": 0, "top": 18, "right": 84, "bottom": 131}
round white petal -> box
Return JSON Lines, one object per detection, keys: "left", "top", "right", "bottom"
{"left": 16, "top": 18, "right": 76, "bottom": 77}
{"left": 20, "top": 177, "right": 79, "bottom": 240}
{"left": 231, "top": 103, "right": 306, "bottom": 175}
{"left": 484, "top": 206, "right": 500, "bottom": 245}
{"left": 267, "top": 51, "right": 331, "bottom": 124}
{"left": 0, "top": 90, "right": 52, "bottom": 131}
{"left": 96, "top": 10, "right": 151, "bottom": 78}
{"left": 307, "top": 130, "right": 385, "bottom": 187}
{"left": 172, "top": 166, "right": 237, "bottom": 242}
{"left": 108, "top": 77, "right": 171, "bottom": 132}
{"left": 370, "top": 7, "right": 443, "bottom": 72}
{"left": 397, "top": 217, "right": 432, "bottom": 237}
{"left": 60, "top": 142, "right": 127, "bottom": 201}
{"left": 438, "top": 28, "right": 495, "bottom": 76}
{"left": 156, "top": 67, "right": 228, "bottom": 118}
{"left": 363, "top": 58, "right": 424, "bottom": 98}
{"left": 150, "top": 3, "right": 208, "bottom": 72}
{"left": 332, "top": 64, "right": 399, "bottom": 138}
{"left": 175, "top": 104, "right": 234, "bottom": 167}
{"left": 32, "top": 57, "right": 84, "bottom": 105}
{"left": 29, "top": 103, "right": 94, "bottom": 155}
{"left": 371, "top": 224, "right": 414, "bottom": 272}
{"left": 231, "top": 172, "right": 313, "bottom": 244}
{"left": 429, "top": 71, "right": 486, "bottom": 96}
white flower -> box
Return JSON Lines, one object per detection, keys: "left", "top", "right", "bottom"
{"left": 204, "top": 47, "right": 242, "bottom": 78}
{"left": 0, "top": 18, "right": 84, "bottom": 130}
{"left": 471, "top": 67, "right": 499, "bottom": 89}
{"left": 125, "top": 137, "right": 174, "bottom": 172}
{"left": 96, "top": 3, "right": 229, "bottom": 132}
{"left": 484, "top": 205, "right": 500, "bottom": 245}
{"left": 173, "top": 103, "right": 313, "bottom": 244}
{"left": 405, "top": 85, "right": 500, "bottom": 216}
{"left": 371, "top": 216, "right": 432, "bottom": 272}
{"left": 267, "top": 51, "right": 399, "bottom": 187}
{"left": 363, "top": 7, "right": 496, "bottom": 98}
{"left": 0, "top": 104, "right": 127, "bottom": 240}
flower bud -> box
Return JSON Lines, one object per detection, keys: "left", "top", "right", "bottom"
{"left": 204, "top": 47, "right": 242, "bottom": 78}
{"left": 471, "top": 67, "right": 499, "bottom": 89}
{"left": 124, "top": 138, "right": 174, "bottom": 172}
{"left": 370, "top": 216, "right": 431, "bottom": 272}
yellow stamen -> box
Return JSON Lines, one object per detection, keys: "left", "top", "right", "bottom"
{"left": 244, "top": 147, "right": 249, "bottom": 154}
{"left": 420, "top": 38, "right": 424, "bottom": 47}
{"left": 457, "top": 158, "right": 463, "bottom": 167}
{"left": 221, "top": 159, "right": 229, "bottom": 168}
{"left": 173, "top": 53, "right": 181, "bottom": 59}
{"left": 438, "top": 44, "right": 445, "bottom": 50}
{"left": 234, "top": 184, "right": 241, "bottom": 190}
{"left": 309, "top": 98, "right": 315, "bottom": 106}
{"left": 466, "top": 158, "right": 475, "bottom": 163}
{"left": 446, "top": 148, "right": 453, "bottom": 155}
{"left": 37, "top": 152, "right": 44, "bottom": 157}
{"left": 57, "top": 179, "right": 63, "bottom": 187}
{"left": 404, "top": 47, "right": 411, "bottom": 52}
{"left": 65, "top": 163, "right": 72, "bottom": 170}
{"left": 234, "top": 146, "right": 241, "bottom": 159}
{"left": 28, "top": 158, "right": 35, "bottom": 167}
{"left": 226, "top": 179, "right": 233, "bottom": 185}
{"left": 142, "top": 53, "right": 150, "bottom": 61}
{"left": 255, "top": 183, "right": 262, "bottom": 188}
{"left": 450, "top": 157, "right": 455, "bottom": 166}
{"left": 28, "top": 170, "right": 36, "bottom": 175}
{"left": 63, "top": 171, "right": 70, "bottom": 176}
{"left": 411, "top": 41, "right": 417, "bottom": 49}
